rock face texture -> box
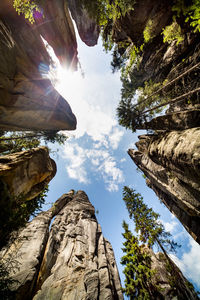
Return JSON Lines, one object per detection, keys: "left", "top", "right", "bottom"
{"left": 128, "top": 128, "right": 200, "bottom": 244}
{"left": 116, "top": 0, "right": 200, "bottom": 244}
{"left": 113, "top": 0, "right": 200, "bottom": 86}
{"left": 0, "top": 0, "right": 99, "bottom": 131}
{"left": 67, "top": 0, "right": 99, "bottom": 46}
{"left": 0, "top": 147, "right": 56, "bottom": 201}
{"left": 0, "top": 2, "right": 77, "bottom": 131}
{"left": 145, "top": 247, "right": 198, "bottom": 299}
{"left": 1, "top": 191, "right": 123, "bottom": 300}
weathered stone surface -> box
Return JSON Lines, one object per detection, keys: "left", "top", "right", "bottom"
{"left": 0, "top": 192, "right": 74, "bottom": 300}
{"left": 34, "top": 191, "right": 123, "bottom": 300}
{"left": 0, "top": 0, "right": 77, "bottom": 131}
{"left": 112, "top": 0, "right": 200, "bottom": 86}
{"left": 144, "top": 108, "right": 200, "bottom": 131}
{"left": 145, "top": 247, "right": 199, "bottom": 299}
{"left": 128, "top": 128, "right": 200, "bottom": 243}
{"left": 0, "top": 147, "right": 56, "bottom": 200}
{"left": 67, "top": 0, "right": 99, "bottom": 46}
{"left": 1, "top": 191, "right": 123, "bottom": 300}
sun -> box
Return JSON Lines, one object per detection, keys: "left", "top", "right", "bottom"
{"left": 41, "top": 37, "right": 84, "bottom": 105}
{"left": 54, "top": 64, "right": 84, "bottom": 102}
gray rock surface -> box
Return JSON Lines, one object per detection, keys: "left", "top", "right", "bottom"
{"left": 144, "top": 247, "right": 199, "bottom": 299}
{"left": 128, "top": 128, "right": 200, "bottom": 243}
{"left": 1, "top": 191, "right": 123, "bottom": 300}
{"left": 0, "top": 192, "right": 74, "bottom": 300}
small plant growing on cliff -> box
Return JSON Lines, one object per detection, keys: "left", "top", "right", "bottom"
{"left": 143, "top": 19, "right": 156, "bottom": 43}
{"left": 13, "top": 0, "right": 42, "bottom": 23}
{"left": 173, "top": 0, "right": 200, "bottom": 33}
{"left": 162, "top": 21, "right": 184, "bottom": 45}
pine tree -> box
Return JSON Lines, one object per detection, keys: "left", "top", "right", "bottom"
{"left": 122, "top": 186, "right": 179, "bottom": 253}
{"left": 0, "top": 131, "right": 68, "bottom": 155}
{"left": 121, "top": 221, "right": 158, "bottom": 300}
{"left": 121, "top": 186, "right": 199, "bottom": 299}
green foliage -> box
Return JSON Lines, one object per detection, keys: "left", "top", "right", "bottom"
{"left": 173, "top": 0, "right": 200, "bottom": 32}
{"left": 41, "top": 131, "right": 68, "bottom": 145}
{"left": 117, "top": 98, "right": 144, "bottom": 132}
{"left": 162, "top": 21, "right": 184, "bottom": 45}
{"left": 121, "top": 221, "right": 155, "bottom": 299}
{"left": 0, "top": 180, "right": 48, "bottom": 248}
{"left": 143, "top": 19, "right": 156, "bottom": 43}
{"left": 0, "top": 257, "right": 18, "bottom": 300}
{"left": 117, "top": 79, "right": 166, "bottom": 132}
{"left": 80, "top": 0, "right": 135, "bottom": 25}
{"left": 0, "top": 132, "right": 40, "bottom": 155}
{"left": 122, "top": 186, "right": 179, "bottom": 252}
{"left": 120, "top": 187, "right": 200, "bottom": 299}
{"left": 0, "top": 131, "right": 68, "bottom": 155}
{"left": 136, "top": 80, "right": 163, "bottom": 114}
{"left": 13, "top": 0, "right": 41, "bottom": 24}
{"left": 80, "top": 0, "right": 136, "bottom": 54}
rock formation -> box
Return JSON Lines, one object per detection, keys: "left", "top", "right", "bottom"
{"left": 128, "top": 128, "right": 200, "bottom": 244}
{"left": 145, "top": 247, "right": 198, "bottom": 299}
{"left": 67, "top": 0, "right": 99, "bottom": 47}
{"left": 0, "top": 0, "right": 99, "bottom": 131}
{"left": 0, "top": 146, "right": 56, "bottom": 201}
{"left": 0, "top": 190, "right": 123, "bottom": 300}
{"left": 112, "top": 0, "right": 200, "bottom": 244}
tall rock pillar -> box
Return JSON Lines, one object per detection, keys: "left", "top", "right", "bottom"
{"left": 1, "top": 191, "right": 123, "bottom": 300}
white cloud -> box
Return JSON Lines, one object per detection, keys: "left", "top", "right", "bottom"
{"left": 170, "top": 238, "right": 200, "bottom": 288}
{"left": 120, "top": 158, "right": 126, "bottom": 163}
{"left": 62, "top": 142, "right": 124, "bottom": 192}
{"left": 50, "top": 35, "right": 125, "bottom": 192}
{"left": 109, "top": 127, "right": 124, "bottom": 150}
{"left": 62, "top": 143, "right": 88, "bottom": 184}
{"left": 161, "top": 219, "right": 178, "bottom": 233}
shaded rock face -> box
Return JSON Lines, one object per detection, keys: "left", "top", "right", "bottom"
{"left": 113, "top": 0, "right": 199, "bottom": 86}
{"left": 0, "top": 1, "right": 77, "bottom": 131}
{"left": 0, "top": 0, "right": 98, "bottom": 131}
{"left": 128, "top": 128, "right": 200, "bottom": 243}
{"left": 1, "top": 191, "right": 123, "bottom": 300}
{"left": 0, "top": 147, "right": 56, "bottom": 201}
{"left": 67, "top": 0, "right": 99, "bottom": 46}
{"left": 145, "top": 248, "right": 198, "bottom": 300}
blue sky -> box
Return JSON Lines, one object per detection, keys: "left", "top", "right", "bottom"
{"left": 43, "top": 30, "right": 200, "bottom": 293}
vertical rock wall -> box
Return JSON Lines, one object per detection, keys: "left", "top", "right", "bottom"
{"left": 0, "top": 0, "right": 99, "bottom": 131}
{"left": 145, "top": 247, "right": 199, "bottom": 299}
{"left": 128, "top": 128, "right": 200, "bottom": 244}
{"left": 1, "top": 191, "right": 123, "bottom": 300}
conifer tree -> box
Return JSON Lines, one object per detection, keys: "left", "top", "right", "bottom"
{"left": 122, "top": 186, "right": 178, "bottom": 253}
{"left": 121, "top": 221, "right": 158, "bottom": 300}
{"left": 121, "top": 186, "right": 199, "bottom": 299}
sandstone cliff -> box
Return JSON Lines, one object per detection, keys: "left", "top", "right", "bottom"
{"left": 128, "top": 128, "right": 200, "bottom": 244}
{"left": 0, "top": 147, "right": 56, "bottom": 201}
{"left": 145, "top": 247, "right": 198, "bottom": 299}
{"left": 1, "top": 190, "right": 123, "bottom": 300}
{"left": 0, "top": 0, "right": 99, "bottom": 131}
{"left": 113, "top": 0, "right": 200, "bottom": 244}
